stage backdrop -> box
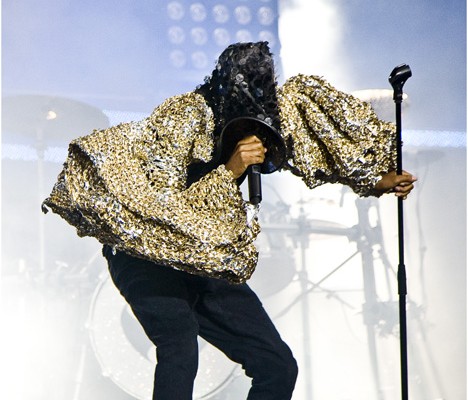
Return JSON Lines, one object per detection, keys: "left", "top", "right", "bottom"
{"left": 2, "top": 1, "right": 466, "bottom": 399}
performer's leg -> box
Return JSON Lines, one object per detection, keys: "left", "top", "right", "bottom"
{"left": 104, "top": 248, "right": 199, "bottom": 400}
{"left": 195, "top": 279, "right": 298, "bottom": 400}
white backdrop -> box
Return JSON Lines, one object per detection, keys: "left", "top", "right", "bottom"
{"left": 2, "top": 1, "right": 466, "bottom": 399}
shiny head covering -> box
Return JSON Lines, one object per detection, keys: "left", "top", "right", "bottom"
{"left": 195, "top": 41, "right": 281, "bottom": 139}
{"left": 192, "top": 42, "right": 285, "bottom": 184}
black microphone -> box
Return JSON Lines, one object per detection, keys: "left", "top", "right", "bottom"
{"left": 218, "top": 117, "right": 286, "bottom": 206}
{"left": 248, "top": 164, "right": 262, "bottom": 205}
{"left": 388, "top": 64, "right": 412, "bottom": 102}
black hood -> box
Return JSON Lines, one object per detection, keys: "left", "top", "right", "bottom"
{"left": 195, "top": 41, "right": 281, "bottom": 140}
{"left": 188, "top": 42, "right": 283, "bottom": 187}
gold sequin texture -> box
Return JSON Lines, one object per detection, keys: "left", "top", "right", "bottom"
{"left": 43, "top": 76, "right": 396, "bottom": 283}
{"left": 277, "top": 75, "right": 396, "bottom": 196}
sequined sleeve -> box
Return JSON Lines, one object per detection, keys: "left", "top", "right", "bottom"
{"left": 277, "top": 74, "right": 396, "bottom": 197}
{"left": 42, "top": 92, "right": 260, "bottom": 283}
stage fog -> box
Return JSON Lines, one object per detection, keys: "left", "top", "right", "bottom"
{"left": 2, "top": 1, "right": 466, "bottom": 399}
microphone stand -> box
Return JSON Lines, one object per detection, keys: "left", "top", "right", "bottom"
{"left": 388, "top": 64, "right": 412, "bottom": 400}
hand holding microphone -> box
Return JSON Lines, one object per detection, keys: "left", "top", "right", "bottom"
{"left": 224, "top": 135, "right": 266, "bottom": 205}
{"left": 219, "top": 117, "right": 286, "bottom": 206}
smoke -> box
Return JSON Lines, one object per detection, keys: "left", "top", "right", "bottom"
{"left": 277, "top": 0, "right": 351, "bottom": 89}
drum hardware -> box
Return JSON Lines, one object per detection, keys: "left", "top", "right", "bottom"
{"left": 2, "top": 95, "right": 109, "bottom": 144}
{"left": 2, "top": 91, "right": 443, "bottom": 398}
{"left": 248, "top": 182, "right": 297, "bottom": 298}
{"left": 264, "top": 219, "right": 358, "bottom": 238}
{"left": 240, "top": 186, "right": 439, "bottom": 399}
{"left": 262, "top": 194, "right": 400, "bottom": 399}
{"left": 61, "top": 182, "right": 435, "bottom": 399}
{"left": 259, "top": 196, "right": 362, "bottom": 400}
{"left": 87, "top": 276, "right": 248, "bottom": 400}
{"left": 355, "top": 197, "right": 389, "bottom": 400}
{"left": 254, "top": 183, "right": 363, "bottom": 318}
{"left": 349, "top": 196, "right": 439, "bottom": 400}
{"left": 83, "top": 182, "right": 362, "bottom": 399}
{"left": 3, "top": 95, "right": 109, "bottom": 273}
{"left": 273, "top": 248, "right": 360, "bottom": 320}
{"left": 265, "top": 214, "right": 361, "bottom": 319}
{"left": 248, "top": 247, "right": 296, "bottom": 298}
{"left": 65, "top": 183, "right": 435, "bottom": 399}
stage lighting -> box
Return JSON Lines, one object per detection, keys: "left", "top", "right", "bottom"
{"left": 161, "top": 0, "right": 280, "bottom": 74}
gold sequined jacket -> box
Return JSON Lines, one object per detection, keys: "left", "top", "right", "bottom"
{"left": 42, "top": 75, "right": 396, "bottom": 283}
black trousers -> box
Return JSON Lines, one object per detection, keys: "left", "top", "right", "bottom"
{"left": 103, "top": 246, "right": 298, "bottom": 400}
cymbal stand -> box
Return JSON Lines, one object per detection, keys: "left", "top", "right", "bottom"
{"left": 36, "top": 126, "right": 46, "bottom": 273}
{"left": 277, "top": 196, "right": 392, "bottom": 399}
{"left": 355, "top": 197, "right": 387, "bottom": 400}
{"left": 295, "top": 204, "right": 314, "bottom": 400}
{"left": 278, "top": 203, "right": 361, "bottom": 400}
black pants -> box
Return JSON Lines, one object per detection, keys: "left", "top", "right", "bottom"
{"left": 103, "top": 247, "right": 298, "bottom": 400}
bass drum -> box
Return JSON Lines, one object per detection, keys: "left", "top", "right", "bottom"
{"left": 88, "top": 275, "right": 243, "bottom": 399}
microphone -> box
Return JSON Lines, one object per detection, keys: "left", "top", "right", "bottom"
{"left": 248, "top": 164, "right": 262, "bottom": 205}
{"left": 218, "top": 117, "right": 286, "bottom": 205}
{"left": 388, "top": 64, "right": 412, "bottom": 102}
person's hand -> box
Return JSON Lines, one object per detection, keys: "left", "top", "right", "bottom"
{"left": 224, "top": 135, "right": 267, "bottom": 179}
{"left": 374, "top": 170, "right": 417, "bottom": 199}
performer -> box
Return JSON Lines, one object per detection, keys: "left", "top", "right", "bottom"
{"left": 42, "top": 42, "right": 416, "bottom": 399}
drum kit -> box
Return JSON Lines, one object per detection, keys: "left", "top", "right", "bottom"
{"left": 84, "top": 181, "right": 370, "bottom": 400}
{"left": 2, "top": 94, "right": 421, "bottom": 399}
{"left": 2, "top": 94, "right": 110, "bottom": 275}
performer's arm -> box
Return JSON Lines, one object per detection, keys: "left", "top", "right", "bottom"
{"left": 42, "top": 93, "right": 262, "bottom": 283}
{"left": 277, "top": 74, "right": 415, "bottom": 197}
{"left": 374, "top": 170, "right": 417, "bottom": 199}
